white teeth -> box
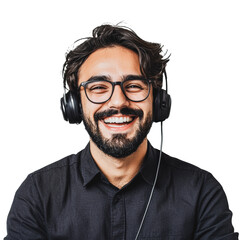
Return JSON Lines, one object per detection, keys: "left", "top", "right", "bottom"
{"left": 104, "top": 116, "right": 133, "bottom": 124}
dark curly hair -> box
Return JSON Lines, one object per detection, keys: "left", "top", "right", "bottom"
{"left": 63, "top": 24, "right": 169, "bottom": 91}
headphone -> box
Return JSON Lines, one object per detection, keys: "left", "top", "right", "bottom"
{"left": 152, "top": 70, "right": 171, "bottom": 122}
{"left": 60, "top": 71, "right": 171, "bottom": 123}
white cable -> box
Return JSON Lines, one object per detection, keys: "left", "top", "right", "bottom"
{"left": 134, "top": 121, "right": 164, "bottom": 240}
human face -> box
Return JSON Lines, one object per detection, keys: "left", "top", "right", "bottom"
{"left": 78, "top": 46, "right": 153, "bottom": 158}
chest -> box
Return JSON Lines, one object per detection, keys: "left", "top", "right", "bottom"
{"left": 45, "top": 182, "right": 197, "bottom": 240}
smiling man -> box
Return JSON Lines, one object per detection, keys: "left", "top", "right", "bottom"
{"left": 5, "top": 24, "right": 238, "bottom": 240}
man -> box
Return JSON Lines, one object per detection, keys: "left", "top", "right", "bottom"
{"left": 5, "top": 24, "right": 238, "bottom": 240}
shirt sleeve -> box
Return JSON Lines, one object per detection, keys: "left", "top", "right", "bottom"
{"left": 194, "top": 172, "right": 239, "bottom": 240}
{"left": 4, "top": 175, "right": 47, "bottom": 240}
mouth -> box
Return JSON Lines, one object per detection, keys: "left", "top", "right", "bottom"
{"left": 101, "top": 115, "right": 137, "bottom": 129}
{"left": 104, "top": 115, "right": 134, "bottom": 124}
{"left": 95, "top": 108, "right": 143, "bottom": 132}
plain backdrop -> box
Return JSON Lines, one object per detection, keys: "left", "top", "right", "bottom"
{"left": 0, "top": 0, "right": 239, "bottom": 237}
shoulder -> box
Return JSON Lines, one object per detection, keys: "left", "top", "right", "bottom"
{"left": 27, "top": 151, "right": 83, "bottom": 184}
{"left": 162, "top": 151, "right": 216, "bottom": 180}
{"left": 156, "top": 150, "right": 226, "bottom": 211}
{"left": 31, "top": 151, "right": 81, "bottom": 177}
{"left": 162, "top": 152, "right": 206, "bottom": 174}
{"left": 149, "top": 146, "right": 222, "bottom": 191}
{"left": 16, "top": 149, "right": 85, "bottom": 198}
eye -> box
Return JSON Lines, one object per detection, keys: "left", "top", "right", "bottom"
{"left": 90, "top": 85, "right": 107, "bottom": 90}
{"left": 87, "top": 82, "right": 111, "bottom": 94}
{"left": 125, "top": 84, "right": 143, "bottom": 91}
{"left": 124, "top": 80, "right": 147, "bottom": 93}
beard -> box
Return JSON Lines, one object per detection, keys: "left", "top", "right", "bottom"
{"left": 82, "top": 107, "right": 153, "bottom": 158}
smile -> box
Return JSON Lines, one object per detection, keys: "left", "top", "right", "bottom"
{"left": 103, "top": 116, "right": 134, "bottom": 124}
{"left": 100, "top": 115, "right": 137, "bottom": 131}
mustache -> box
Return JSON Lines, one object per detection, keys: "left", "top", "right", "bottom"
{"left": 94, "top": 107, "right": 144, "bottom": 122}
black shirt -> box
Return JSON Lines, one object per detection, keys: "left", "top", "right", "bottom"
{"left": 5, "top": 142, "right": 238, "bottom": 240}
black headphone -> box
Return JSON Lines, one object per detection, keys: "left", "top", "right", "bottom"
{"left": 152, "top": 70, "right": 171, "bottom": 122}
{"left": 60, "top": 71, "right": 171, "bottom": 124}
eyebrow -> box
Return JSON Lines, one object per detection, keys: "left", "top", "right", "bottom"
{"left": 86, "top": 74, "right": 146, "bottom": 82}
{"left": 86, "top": 75, "right": 110, "bottom": 82}
{"left": 123, "top": 75, "right": 146, "bottom": 81}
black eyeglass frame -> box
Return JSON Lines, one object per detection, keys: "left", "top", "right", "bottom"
{"left": 78, "top": 79, "right": 153, "bottom": 104}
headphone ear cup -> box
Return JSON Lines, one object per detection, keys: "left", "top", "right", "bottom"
{"left": 153, "top": 89, "right": 171, "bottom": 122}
{"left": 60, "top": 91, "right": 82, "bottom": 124}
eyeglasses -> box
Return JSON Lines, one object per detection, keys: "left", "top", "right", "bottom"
{"left": 79, "top": 79, "right": 152, "bottom": 104}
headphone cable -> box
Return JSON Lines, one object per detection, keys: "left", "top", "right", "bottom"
{"left": 134, "top": 121, "right": 164, "bottom": 240}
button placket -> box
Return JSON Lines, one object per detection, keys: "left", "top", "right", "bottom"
{"left": 111, "top": 192, "right": 126, "bottom": 240}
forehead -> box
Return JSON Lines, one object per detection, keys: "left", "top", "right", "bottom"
{"left": 78, "top": 46, "right": 141, "bottom": 83}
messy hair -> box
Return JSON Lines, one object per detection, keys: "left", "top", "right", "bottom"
{"left": 63, "top": 24, "right": 169, "bottom": 91}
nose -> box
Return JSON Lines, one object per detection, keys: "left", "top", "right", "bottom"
{"left": 107, "top": 85, "right": 130, "bottom": 109}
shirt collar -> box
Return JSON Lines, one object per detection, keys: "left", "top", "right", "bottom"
{"left": 80, "top": 141, "right": 160, "bottom": 187}
{"left": 80, "top": 143, "right": 101, "bottom": 187}
{"left": 139, "top": 141, "right": 160, "bottom": 186}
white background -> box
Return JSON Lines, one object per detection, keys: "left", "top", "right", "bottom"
{"left": 0, "top": 0, "right": 239, "bottom": 237}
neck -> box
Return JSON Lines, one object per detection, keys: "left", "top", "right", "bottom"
{"left": 90, "top": 139, "right": 148, "bottom": 189}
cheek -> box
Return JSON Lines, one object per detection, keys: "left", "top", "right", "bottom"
{"left": 80, "top": 94, "right": 87, "bottom": 115}
{"left": 81, "top": 96, "right": 108, "bottom": 125}
{"left": 80, "top": 94, "right": 98, "bottom": 120}
{"left": 144, "top": 103, "right": 153, "bottom": 117}
{"left": 135, "top": 88, "right": 153, "bottom": 115}
{"left": 144, "top": 91, "right": 153, "bottom": 116}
